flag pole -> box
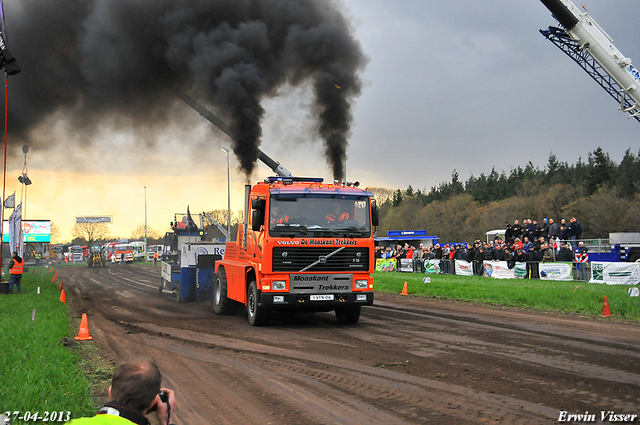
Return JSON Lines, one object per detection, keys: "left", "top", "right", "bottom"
{"left": 1, "top": 0, "right": 9, "bottom": 270}
{"left": 1, "top": 71, "right": 7, "bottom": 269}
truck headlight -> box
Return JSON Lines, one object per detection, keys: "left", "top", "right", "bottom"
{"left": 273, "top": 296, "right": 285, "bottom": 303}
{"left": 355, "top": 279, "right": 368, "bottom": 289}
{"left": 273, "top": 281, "right": 286, "bottom": 290}
{"left": 356, "top": 294, "right": 367, "bottom": 302}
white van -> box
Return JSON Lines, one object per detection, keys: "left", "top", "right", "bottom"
{"left": 486, "top": 229, "right": 506, "bottom": 244}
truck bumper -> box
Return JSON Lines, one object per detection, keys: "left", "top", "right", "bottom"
{"left": 259, "top": 292, "right": 373, "bottom": 311}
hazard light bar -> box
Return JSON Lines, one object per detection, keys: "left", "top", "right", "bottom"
{"left": 265, "top": 176, "right": 324, "bottom": 185}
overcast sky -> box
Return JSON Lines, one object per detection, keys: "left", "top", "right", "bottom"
{"left": 4, "top": 0, "right": 640, "bottom": 240}
{"left": 340, "top": 0, "right": 640, "bottom": 189}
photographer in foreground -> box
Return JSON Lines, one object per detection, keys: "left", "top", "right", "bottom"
{"left": 68, "top": 357, "right": 176, "bottom": 425}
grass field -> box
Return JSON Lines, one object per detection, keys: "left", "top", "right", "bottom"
{"left": 373, "top": 271, "right": 640, "bottom": 321}
{"left": 0, "top": 266, "right": 100, "bottom": 422}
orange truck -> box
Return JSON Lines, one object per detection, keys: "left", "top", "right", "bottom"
{"left": 214, "top": 177, "right": 378, "bottom": 326}
{"left": 114, "top": 243, "right": 135, "bottom": 263}
{"left": 175, "top": 91, "right": 378, "bottom": 326}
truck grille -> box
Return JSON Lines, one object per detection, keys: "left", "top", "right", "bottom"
{"left": 272, "top": 247, "right": 369, "bottom": 272}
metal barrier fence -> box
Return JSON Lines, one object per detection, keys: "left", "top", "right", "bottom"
{"left": 394, "top": 258, "right": 593, "bottom": 282}
{"left": 579, "top": 238, "right": 611, "bottom": 253}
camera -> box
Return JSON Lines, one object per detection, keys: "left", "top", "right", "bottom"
{"left": 148, "top": 390, "right": 169, "bottom": 411}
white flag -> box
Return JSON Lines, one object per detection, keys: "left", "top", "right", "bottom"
{"left": 8, "top": 202, "right": 23, "bottom": 257}
{"left": 4, "top": 192, "right": 14, "bottom": 208}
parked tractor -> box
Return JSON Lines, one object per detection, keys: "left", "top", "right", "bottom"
{"left": 87, "top": 245, "right": 106, "bottom": 267}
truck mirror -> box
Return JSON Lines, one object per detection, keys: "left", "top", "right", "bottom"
{"left": 371, "top": 200, "right": 379, "bottom": 227}
{"left": 251, "top": 209, "right": 264, "bottom": 231}
{"left": 251, "top": 198, "right": 266, "bottom": 212}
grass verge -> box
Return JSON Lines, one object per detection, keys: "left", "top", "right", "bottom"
{"left": 0, "top": 266, "right": 106, "bottom": 422}
{"left": 373, "top": 271, "right": 640, "bottom": 321}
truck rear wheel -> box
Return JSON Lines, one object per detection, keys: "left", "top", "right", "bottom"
{"left": 247, "top": 281, "right": 269, "bottom": 326}
{"left": 213, "top": 268, "right": 236, "bottom": 315}
{"left": 335, "top": 305, "right": 361, "bottom": 324}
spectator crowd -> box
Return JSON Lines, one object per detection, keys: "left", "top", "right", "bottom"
{"left": 375, "top": 217, "right": 588, "bottom": 274}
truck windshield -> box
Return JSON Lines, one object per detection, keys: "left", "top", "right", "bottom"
{"left": 269, "top": 193, "right": 371, "bottom": 237}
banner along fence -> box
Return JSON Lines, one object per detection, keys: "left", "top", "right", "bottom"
{"left": 375, "top": 258, "right": 640, "bottom": 285}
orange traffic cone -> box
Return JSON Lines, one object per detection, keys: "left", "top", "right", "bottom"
{"left": 50, "top": 267, "right": 53, "bottom": 272}
{"left": 400, "top": 281, "right": 408, "bottom": 296}
{"left": 74, "top": 313, "right": 93, "bottom": 341}
{"left": 60, "top": 289, "right": 66, "bottom": 304}
{"left": 602, "top": 296, "right": 612, "bottom": 317}
{"left": 58, "top": 281, "right": 63, "bottom": 292}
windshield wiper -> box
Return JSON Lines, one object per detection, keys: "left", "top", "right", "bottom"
{"left": 274, "top": 223, "right": 301, "bottom": 228}
{"left": 343, "top": 226, "right": 368, "bottom": 237}
{"left": 273, "top": 223, "right": 309, "bottom": 235}
{"left": 321, "top": 227, "right": 367, "bottom": 237}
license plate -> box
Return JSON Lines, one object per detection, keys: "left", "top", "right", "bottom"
{"left": 310, "top": 294, "right": 334, "bottom": 301}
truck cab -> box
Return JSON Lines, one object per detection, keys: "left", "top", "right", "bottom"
{"left": 214, "top": 177, "right": 378, "bottom": 326}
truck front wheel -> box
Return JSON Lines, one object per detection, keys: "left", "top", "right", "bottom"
{"left": 335, "top": 305, "right": 361, "bottom": 324}
{"left": 247, "top": 281, "right": 269, "bottom": 326}
{"left": 213, "top": 268, "right": 236, "bottom": 315}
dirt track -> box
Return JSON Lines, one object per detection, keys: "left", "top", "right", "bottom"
{"left": 59, "top": 264, "right": 640, "bottom": 424}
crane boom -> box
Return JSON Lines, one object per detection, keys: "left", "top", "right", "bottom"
{"left": 540, "top": 0, "right": 640, "bottom": 121}
{"left": 201, "top": 212, "right": 230, "bottom": 241}
{"left": 173, "top": 90, "right": 293, "bottom": 177}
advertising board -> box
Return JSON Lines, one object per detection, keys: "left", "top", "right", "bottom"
{"left": 2, "top": 220, "right": 51, "bottom": 242}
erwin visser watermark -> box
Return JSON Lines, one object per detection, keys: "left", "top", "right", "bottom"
{"left": 558, "top": 411, "right": 638, "bottom": 422}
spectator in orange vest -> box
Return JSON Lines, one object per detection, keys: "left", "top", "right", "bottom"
{"left": 153, "top": 251, "right": 159, "bottom": 266}
{"left": 270, "top": 205, "right": 290, "bottom": 227}
{"left": 325, "top": 202, "right": 349, "bottom": 222}
{"left": 8, "top": 251, "right": 24, "bottom": 293}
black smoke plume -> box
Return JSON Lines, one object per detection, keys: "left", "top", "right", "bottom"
{"left": 3, "top": 0, "right": 366, "bottom": 179}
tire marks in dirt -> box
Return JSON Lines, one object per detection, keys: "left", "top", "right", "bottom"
{"left": 365, "top": 300, "right": 640, "bottom": 412}
{"left": 125, "top": 321, "right": 557, "bottom": 424}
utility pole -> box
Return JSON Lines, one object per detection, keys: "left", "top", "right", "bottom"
{"left": 144, "top": 186, "right": 148, "bottom": 261}
{"left": 221, "top": 148, "right": 231, "bottom": 241}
